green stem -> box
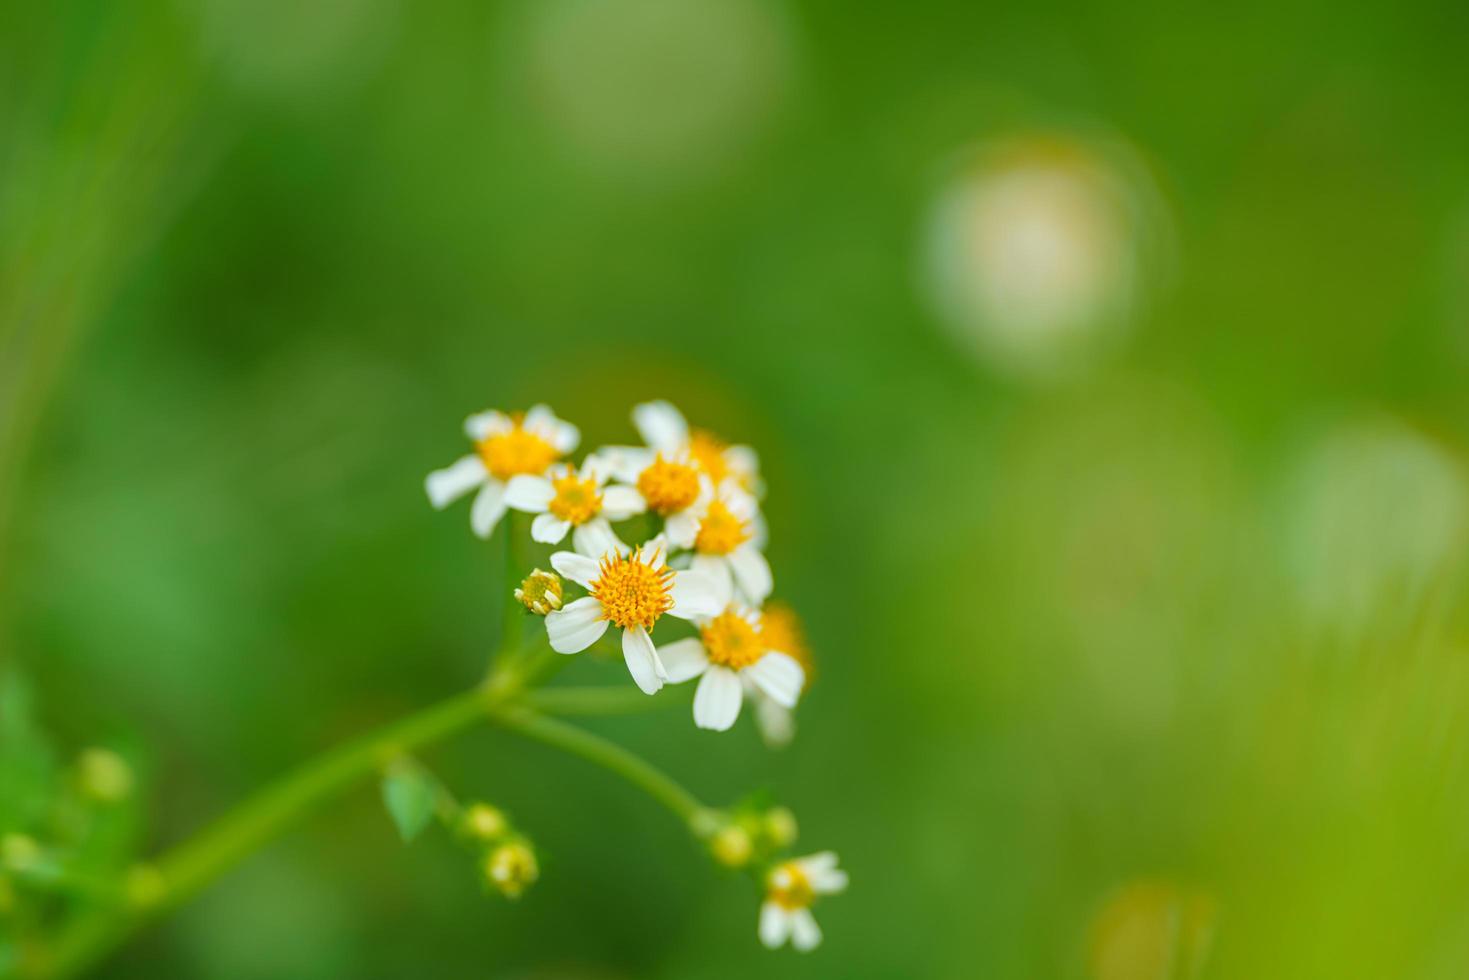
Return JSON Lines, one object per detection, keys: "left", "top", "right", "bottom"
{"left": 492, "top": 707, "right": 710, "bottom": 831}
{"left": 36, "top": 685, "right": 502, "bottom": 980}
{"left": 498, "top": 516, "right": 523, "bottom": 667}
{"left": 526, "top": 685, "right": 688, "bottom": 716}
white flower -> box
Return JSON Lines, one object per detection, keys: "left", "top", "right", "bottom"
{"left": 656, "top": 604, "right": 804, "bottom": 731}
{"left": 544, "top": 540, "right": 723, "bottom": 695}
{"left": 602, "top": 401, "right": 764, "bottom": 547}
{"left": 425, "top": 405, "right": 579, "bottom": 539}
{"left": 684, "top": 483, "right": 772, "bottom": 605}
{"left": 759, "top": 852, "right": 847, "bottom": 952}
{"left": 502, "top": 456, "right": 645, "bottom": 557}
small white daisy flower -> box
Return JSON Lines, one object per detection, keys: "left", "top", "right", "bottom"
{"left": 502, "top": 456, "right": 645, "bottom": 557}
{"left": 602, "top": 401, "right": 764, "bottom": 547}
{"left": 759, "top": 852, "right": 848, "bottom": 952}
{"left": 656, "top": 604, "right": 804, "bottom": 732}
{"left": 425, "top": 405, "right": 579, "bottom": 539}
{"left": 684, "top": 483, "right": 772, "bottom": 605}
{"left": 545, "top": 540, "right": 723, "bottom": 695}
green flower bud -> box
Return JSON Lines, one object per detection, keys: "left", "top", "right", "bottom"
{"left": 515, "top": 569, "right": 564, "bottom": 616}
{"left": 485, "top": 842, "right": 538, "bottom": 899}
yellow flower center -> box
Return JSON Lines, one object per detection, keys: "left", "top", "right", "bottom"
{"left": 591, "top": 548, "right": 674, "bottom": 631}
{"left": 768, "top": 861, "right": 815, "bottom": 910}
{"left": 700, "top": 610, "right": 766, "bottom": 670}
{"left": 689, "top": 429, "right": 730, "bottom": 483}
{"left": 477, "top": 418, "right": 561, "bottom": 481}
{"left": 694, "top": 499, "right": 749, "bottom": 555}
{"left": 636, "top": 454, "right": 700, "bottom": 514}
{"left": 759, "top": 604, "right": 811, "bottom": 684}
{"left": 547, "top": 473, "right": 602, "bottom": 524}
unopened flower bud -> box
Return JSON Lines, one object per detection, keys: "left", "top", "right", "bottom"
{"left": 78, "top": 747, "right": 133, "bottom": 804}
{"left": 485, "top": 841, "right": 538, "bottom": 899}
{"left": 710, "top": 824, "right": 753, "bottom": 868}
{"left": 763, "top": 806, "right": 798, "bottom": 848}
{"left": 462, "top": 803, "right": 509, "bottom": 842}
{"left": 515, "top": 569, "right": 564, "bottom": 616}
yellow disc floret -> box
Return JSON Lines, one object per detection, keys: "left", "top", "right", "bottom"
{"left": 637, "top": 454, "right": 701, "bottom": 514}
{"left": 700, "top": 610, "right": 766, "bottom": 670}
{"left": 768, "top": 861, "right": 815, "bottom": 910}
{"left": 477, "top": 415, "right": 561, "bottom": 481}
{"left": 590, "top": 548, "right": 674, "bottom": 631}
{"left": 694, "top": 498, "right": 749, "bottom": 555}
{"left": 689, "top": 429, "right": 730, "bottom": 483}
{"left": 547, "top": 472, "right": 602, "bottom": 524}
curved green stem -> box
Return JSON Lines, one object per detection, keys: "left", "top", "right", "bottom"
{"left": 492, "top": 707, "right": 710, "bottom": 831}
{"left": 35, "top": 685, "right": 502, "bottom": 980}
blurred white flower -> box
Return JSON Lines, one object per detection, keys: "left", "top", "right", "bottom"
{"left": 546, "top": 541, "right": 722, "bottom": 694}
{"left": 747, "top": 602, "right": 810, "bottom": 747}
{"left": 921, "top": 132, "right": 1171, "bottom": 378}
{"left": 759, "top": 852, "right": 847, "bottom": 951}
{"left": 424, "top": 406, "right": 579, "bottom": 539}
{"left": 657, "top": 605, "right": 803, "bottom": 731}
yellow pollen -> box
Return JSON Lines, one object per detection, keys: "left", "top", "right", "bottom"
{"left": 477, "top": 417, "right": 561, "bottom": 481}
{"left": 547, "top": 473, "right": 602, "bottom": 524}
{"left": 689, "top": 429, "right": 730, "bottom": 483}
{"left": 694, "top": 499, "right": 749, "bottom": 555}
{"left": 761, "top": 603, "right": 812, "bottom": 687}
{"left": 637, "top": 454, "right": 700, "bottom": 514}
{"left": 700, "top": 610, "right": 766, "bottom": 670}
{"left": 768, "top": 861, "right": 815, "bottom": 910}
{"left": 590, "top": 548, "right": 674, "bottom": 631}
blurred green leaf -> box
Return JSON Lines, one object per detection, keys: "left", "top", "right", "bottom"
{"left": 0, "top": 669, "right": 57, "bottom": 831}
{"left": 380, "top": 760, "right": 436, "bottom": 843}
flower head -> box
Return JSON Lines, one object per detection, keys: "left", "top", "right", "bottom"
{"left": 503, "top": 456, "right": 645, "bottom": 556}
{"left": 425, "top": 406, "right": 579, "bottom": 539}
{"left": 657, "top": 604, "right": 805, "bottom": 731}
{"left": 686, "top": 486, "right": 772, "bottom": 605}
{"left": 759, "top": 852, "right": 847, "bottom": 952}
{"left": 544, "top": 539, "right": 723, "bottom": 695}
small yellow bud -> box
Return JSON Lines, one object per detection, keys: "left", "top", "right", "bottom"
{"left": 0, "top": 834, "right": 40, "bottom": 871}
{"left": 77, "top": 747, "right": 133, "bottom": 803}
{"left": 124, "top": 864, "right": 167, "bottom": 910}
{"left": 462, "top": 803, "right": 509, "bottom": 842}
{"left": 763, "top": 807, "right": 799, "bottom": 848}
{"left": 485, "top": 842, "right": 538, "bottom": 899}
{"left": 710, "top": 825, "right": 753, "bottom": 868}
{"left": 515, "top": 569, "right": 564, "bottom": 616}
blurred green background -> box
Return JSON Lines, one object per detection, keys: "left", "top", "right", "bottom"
{"left": 5, "top": 0, "right": 1469, "bottom": 977}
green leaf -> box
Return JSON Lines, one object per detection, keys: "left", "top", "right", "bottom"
{"left": 380, "top": 760, "right": 436, "bottom": 843}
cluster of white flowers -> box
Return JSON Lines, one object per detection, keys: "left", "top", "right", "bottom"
{"left": 427, "top": 400, "right": 808, "bottom": 734}
{"left": 426, "top": 399, "right": 842, "bottom": 949}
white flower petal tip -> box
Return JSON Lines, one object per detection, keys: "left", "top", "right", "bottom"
{"left": 759, "top": 902, "right": 791, "bottom": 950}
{"left": 425, "top": 456, "right": 486, "bottom": 509}
{"left": 632, "top": 400, "right": 689, "bottom": 454}
{"left": 668, "top": 569, "right": 723, "bottom": 620}
{"left": 470, "top": 481, "right": 508, "bottom": 538}
{"left": 656, "top": 637, "right": 710, "bottom": 684}
{"left": 747, "top": 652, "right": 804, "bottom": 709}
{"left": 622, "top": 626, "right": 665, "bottom": 695}
{"left": 550, "top": 552, "right": 600, "bottom": 589}
{"left": 693, "top": 666, "right": 743, "bottom": 731}
{"left": 545, "top": 597, "right": 608, "bottom": 653}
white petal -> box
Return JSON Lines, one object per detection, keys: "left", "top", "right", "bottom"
{"left": 600, "top": 446, "right": 653, "bottom": 483}
{"left": 693, "top": 666, "right": 742, "bottom": 731}
{"left": 549, "top": 419, "right": 580, "bottom": 453}
{"left": 572, "top": 518, "right": 626, "bottom": 560}
{"left": 755, "top": 696, "right": 795, "bottom": 748}
{"left": 746, "top": 651, "right": 804, "bottom": 708}
{"left": 796, "top": 852, "right": 840, "bottom": 877}
{"left": 544, "top": 597, "right": 608, "bottom": 653}
{"left": 622, "top": 626, "right": 664, "bottom": 695}
{"left": 726, "top": 444, "right": 760, "bottom": 481}
{"left": 691, "top": 554, "right": 734, "bottom": 606}
{"left": 425, "top": 455, "right": 487, "bottom": 508}
{"left": 523, "top": 403, "right": 555, "bottom": 431}
{"left": 810, "top": 867, "right": 849, "bottom": 894}
{"left": 668, "top": 569, "right": 724, "bottom": 620}
{"left": 503, "top": 474, "right": 556, "bottom": 512}
{"left": 664, "top": 509, "right": 700, "bottom": 549}
{"left": 551, "top": 551, "right": 601, "bottom": 589}
{"left": 600, "top": 485, "right": 646, "bottom": 520}
{"left": 470, "top": 481, "right": 507, "bottom": 538}
{"left": 639, "top": 534, "right": 670, "bottom": 566}
{"left": 656, "top": 637, "right": 709, "bottom": 683}
{"left": 727, "top": 545, "right": 772, "bottom": 604}
{"left": 759, "top": 902, "right": 792, "bottom": 949}
{"left": 531, "top": 513, "right": 571, "bottom": 544}
{"left": 632, "top": 400, "right": 689, "bottom": 454}
{"left": 464, "top": 411, "right": 512, "bottom": 441}
{"left": 789, "top": 908, "right": 822, "bottom": 952}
